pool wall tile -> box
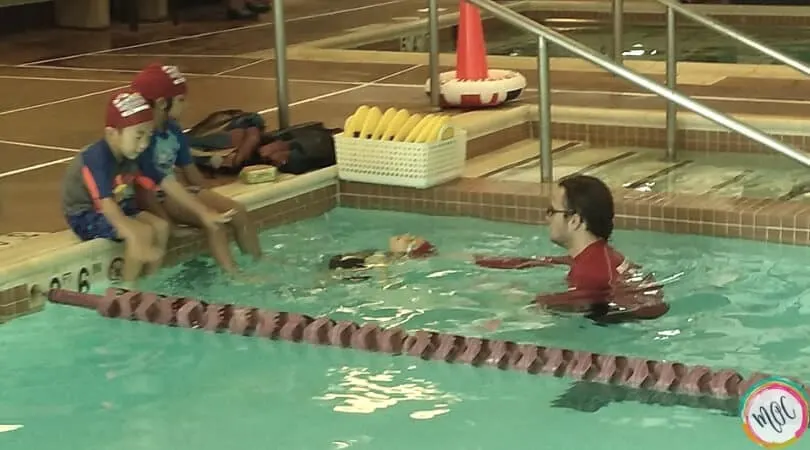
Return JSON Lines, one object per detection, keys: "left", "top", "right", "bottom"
{"left": 546, "top": 121, "right": 810, "bottom": 155}
{"left": 0, "top": 284, "right": 37, "bottom": 323}
{"left": 339, "top": 178, "right": 810, "bottom": 247}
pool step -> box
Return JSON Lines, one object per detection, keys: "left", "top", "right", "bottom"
{"left": 490, "top": 145, "right": 636, "bottom": 182}
{"left": 463, "top": 139, "right": 581, "bottom": 178}
{"left": 580, "top": 150, "right": 694, "bottom": 189}
{"left": 482, "top": 145, "right": 810, "bottom": 201}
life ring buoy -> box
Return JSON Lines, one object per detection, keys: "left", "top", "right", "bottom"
{"left": 424, "top": 69, "right": 527, "bottom": 108}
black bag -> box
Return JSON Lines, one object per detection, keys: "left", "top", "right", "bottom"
{"left": 263, "top": 121, "right": 340, "bottom": 175}
{"left": 187, "top": 109, "right": 340, "bottom": 176}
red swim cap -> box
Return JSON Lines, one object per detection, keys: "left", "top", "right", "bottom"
{"left": 408, "top": 240, "right": 437, "bottom": 258}
{"left": 131, "top": 63, "right": 188, "bottom": 102}
{"left": 105, "top": 89, "right": 153, "bottom": 129}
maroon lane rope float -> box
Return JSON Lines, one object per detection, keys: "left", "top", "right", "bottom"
{"left": 47, "top": 288, "right": 805, "bottom": 399}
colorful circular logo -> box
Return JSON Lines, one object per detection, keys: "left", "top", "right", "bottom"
{"left": 741, "top": 377, "right": 810, "bottom": 448}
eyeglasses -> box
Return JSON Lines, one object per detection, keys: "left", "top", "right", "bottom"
{"left": 546, "top": 207, "right": 575, "bottom": 217}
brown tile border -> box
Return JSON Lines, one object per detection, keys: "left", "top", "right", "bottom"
{"left": 0, "top": 284, "right": 33, "bottom": 325}
{"left": 546, "top": 121, "right": 810, "bottom": 154}
{"left": 339, "top": 178, "right": 810, "bottom": 246}
{"left": 0, "top": 184, "right": 338, "bottom": 324}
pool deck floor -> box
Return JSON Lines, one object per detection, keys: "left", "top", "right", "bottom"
{"left": 2, "top": 0, "right": 810, "bottom": 234}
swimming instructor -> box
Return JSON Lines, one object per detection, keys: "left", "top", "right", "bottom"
{"left": 475, "top": 174, "right": 669, "bottom": 323}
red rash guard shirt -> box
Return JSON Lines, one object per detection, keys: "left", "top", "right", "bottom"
{"left": 567, "top": 239, "right": 630, "bottom": 292}
{"left": 539, "top": 240, "right": 668, "bottom": 320}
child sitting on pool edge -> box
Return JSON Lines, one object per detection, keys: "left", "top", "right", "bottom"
{"left": 328, "top": 234, "right": 437, "bottom": 281}
{"left": 61, "top": 90, "right": 170, "bottom": 283}
{"left": 130, "top": 63, "right": 263, "bottom": 276}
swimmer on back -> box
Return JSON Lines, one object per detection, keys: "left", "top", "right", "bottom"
{"left": 328, "top": 234, "right": 437, "bottom": 281}
{"left": 474, "top": 175, "right": 669, "bottom": 324}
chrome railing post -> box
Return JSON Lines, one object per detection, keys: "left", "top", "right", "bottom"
{"left": 611, "top": 0, "right": 624, "bottom": 63}
{"left": 665, "top": 6, "right": 677, "bottom": 161}
{"left": 273, "top": 0, "right": 290, "bottom": 129}
{"left": 538, "top": 36, "right": 553, "bottom": 182}
{"left": 428, "top": 0, "right": 441, "bottom": 108}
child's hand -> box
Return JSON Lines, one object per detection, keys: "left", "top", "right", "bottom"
{"left": 200, "top": 209, "right": 234, "bottom": 231}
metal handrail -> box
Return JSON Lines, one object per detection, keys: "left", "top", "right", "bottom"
{"left": 655, "top": 0, "right": 810, "bottom": 77}
{"left": 613, "top": 0, "right": 810, "bottom": 159}
{"left": 427, "top": 0, "right": 810, "bottom": 182}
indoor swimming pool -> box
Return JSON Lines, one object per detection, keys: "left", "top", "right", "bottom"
{"left": 2, "top": 208, "right": 809, "bottom": 449}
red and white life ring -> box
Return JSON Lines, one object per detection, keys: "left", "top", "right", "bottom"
{"left": 424, "top": 69, "right": 527, "bottom": 108}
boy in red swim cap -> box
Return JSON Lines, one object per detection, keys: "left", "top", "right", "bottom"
{"left": 131, "top": 63, "right": 262, "bottom": 275}
{"left": 62, "top": 89, "right": 170, "bottom": 283}
{"left": 328, "top": 234, "right": 437, "bottom": 281}
{"left": 475, "top": 175, "right": 669, "bottom": 323}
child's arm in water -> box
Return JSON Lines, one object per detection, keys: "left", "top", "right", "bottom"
{"left": 474, "top": 255, "right": 573, "bottom": 269}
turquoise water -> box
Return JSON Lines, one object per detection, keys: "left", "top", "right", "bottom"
{"left": 3, "top": 207, "right": 810, "bottom": 449}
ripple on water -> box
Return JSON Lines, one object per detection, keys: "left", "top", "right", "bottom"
{"left": 314, "top": 366, "right": 461, "bottom": 418}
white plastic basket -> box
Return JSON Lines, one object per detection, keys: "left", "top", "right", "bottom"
{"left": 335, "top": 127, "right": 467, "bottom": 189}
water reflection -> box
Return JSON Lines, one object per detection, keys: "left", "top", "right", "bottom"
{"left": 314, "top": 366, "right": 459, "bottom": 419}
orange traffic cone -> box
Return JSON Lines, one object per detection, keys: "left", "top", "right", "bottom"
{"left": 455, "top": 0, "right": 489, "bottom": 80}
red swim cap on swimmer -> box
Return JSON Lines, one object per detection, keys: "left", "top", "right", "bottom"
{"left": 407, "top": 240, "right": 437, "bottom": 258}
{"left": 105, "top": 89, "right": 153, "bottom": 129}
{"left": 131, "top": 63, "right": 188, "bottom": 101}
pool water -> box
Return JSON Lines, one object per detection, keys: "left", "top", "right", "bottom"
{"left": 3, "top": 208, "right": 810, "bottom": 449}
{"left": 443, "top": 20, "right": 810, "bottom": 64}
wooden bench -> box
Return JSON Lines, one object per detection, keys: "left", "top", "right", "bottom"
{"left": 54, "top": 0, "right": 180, "bottom": 30}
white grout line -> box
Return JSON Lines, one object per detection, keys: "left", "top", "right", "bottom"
{"left": 0, "top": 157, "right": 75, "bottom": 180}
{"left": 0, "top": 139, "right": 81, "bottom": 153}
{"left": 255, "top": 64, "right": 421, "bottom": 115}
{"left": 0, "top": 85, "right": 126, "bottom": 116}
{"left": 0, "top": 64, "right": 140, "bottom": 75}
{"left": 78, "top": 53, "right": 259, "bottom": 59}
{"left": 0, "top": 74, "right": 123, "bottom": 83}
{"left": 18, "top": 0, "right": 408, "bottom": 67}
{"left": 214, "top": 58, "right": 266, "bottom": 76}
{"left": 0, "top": 64, "right": 422, "bottom": 179}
